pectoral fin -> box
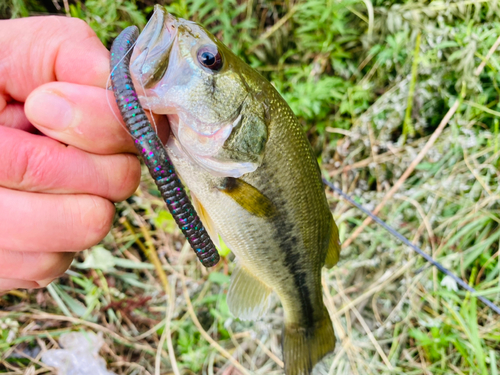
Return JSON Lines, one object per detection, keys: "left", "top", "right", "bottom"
{"left": 217, "top": 177, "right": 276, "bottom": 218}
{"left": 191, "top": 192, "right": 220, "bottom": 247}
{"left": 325, "top": 217, "right": 341, "bottom": 268}
{"left": 227, "top": 263, "right": 272, "bottom": 321}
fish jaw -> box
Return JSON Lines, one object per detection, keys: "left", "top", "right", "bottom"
{"left": 130, "top": 5, "right": 177, "bottom": 90}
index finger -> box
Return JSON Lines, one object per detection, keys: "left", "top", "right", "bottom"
{"left": 0, "top": 16, "right": 110, "bottom": 103}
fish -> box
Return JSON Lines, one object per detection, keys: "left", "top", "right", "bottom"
{"left": 129, "top": 6, "right": 341, "bottom": 375}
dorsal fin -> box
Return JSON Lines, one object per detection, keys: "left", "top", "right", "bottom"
{"left": 325, "top": 217, "right": 341, "bottom": 268}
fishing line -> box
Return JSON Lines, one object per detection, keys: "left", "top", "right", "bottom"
{"left": 322, "top": 178, "right": 500, "bottom": 315}
{"left": 137, "top": 47, "right": 160, "bottom": 136}
{"left": 106, "top": 40, "right": 160, "bottom": 138}
{"left": 130, "top": 9, "right": 160, "bottom": 135}
{"left": 106, "top": 39, "right": 141, "bottom": 140}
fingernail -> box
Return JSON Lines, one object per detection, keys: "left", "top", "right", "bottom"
{"left": 36, "top": 278, "right": 55, "bottom": 288}
{"left": 26, "top": 90, "right": 74, "bottom": 131}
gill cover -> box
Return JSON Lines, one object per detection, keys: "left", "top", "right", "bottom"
{"left": 130, "top": 5, "right": 268, "bottom": 178}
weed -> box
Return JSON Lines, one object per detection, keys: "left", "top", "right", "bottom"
{"left": 1, "top": 0, "right": 500, "bottom": 374}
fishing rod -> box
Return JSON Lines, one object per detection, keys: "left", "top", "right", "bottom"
{"left": 323, "top": 178, "right": 500, "bottom": 315}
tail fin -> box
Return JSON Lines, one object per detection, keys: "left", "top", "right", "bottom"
{"left": 283, "top": 314, "right": 336, "bottom": 375}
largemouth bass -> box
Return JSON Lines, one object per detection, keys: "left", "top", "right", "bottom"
{"left": 129, "top": 6, "right": 341, "bottom": 375}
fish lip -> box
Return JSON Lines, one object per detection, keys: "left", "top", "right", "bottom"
{"left": 140, "top": 5, "right": 177, "bottom": 52}
{"left": 143, "top": 4, "right": 178, "bottom": 47}
{"left": 131, "top": 5, "right": 177, "bottom": 87}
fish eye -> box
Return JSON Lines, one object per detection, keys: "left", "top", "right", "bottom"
{"left": 197, "top": 45, "right": 223, "bottom": 71}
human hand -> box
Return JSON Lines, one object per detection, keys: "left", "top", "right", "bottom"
{"left": 0, "top": 16, "right": 143, "bottom": 291}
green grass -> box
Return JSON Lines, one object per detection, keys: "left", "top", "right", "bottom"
{"left": 2, "top": 0, "right": 500, "bottom": 374}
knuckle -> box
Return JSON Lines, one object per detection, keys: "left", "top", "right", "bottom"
{"left": 94, "top": 154, "right": 140, "bottom": 202}
{"left": 65, "top": 17, "right": 92, "bottom": 32}
{"left": 62, "top": 18, "right": 100, "bottom": 50}
{"left": 66, "top": 18, "right": 98, "bottom": 41}
{"left": 41, "top": 16, "right": 95, "bottom": 40}
{"left": 16, "top": 142, "right": 59, "bottom": 191}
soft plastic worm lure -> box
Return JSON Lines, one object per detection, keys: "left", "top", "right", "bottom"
{"left": 110, "top": 26, "right": 220, "bottom": 268}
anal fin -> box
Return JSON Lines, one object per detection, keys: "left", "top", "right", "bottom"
{"left": 227, "top": 263, "right": 272, "bottom": 321}
{"left": 325, "top": 217, "right": 341, "bottom": 268}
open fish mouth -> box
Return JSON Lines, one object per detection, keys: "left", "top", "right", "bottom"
{"left": 128, "top": 6, "right": 256, "bottom": 177}
{"left": 130, "top": 5, "right": 177, "bottom": 89}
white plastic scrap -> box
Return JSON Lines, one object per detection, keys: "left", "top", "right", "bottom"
{"left": 41, "top": 331, "right": 116, "bottom": 375}
{"left": 441, "top": 274, "right": 459, "bottom": 292}
{"left": 0, "top": 318, "right": 19, "bottom": 343}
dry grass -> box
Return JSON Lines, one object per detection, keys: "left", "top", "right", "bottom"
{"left": 2, "top": 0, "right": 500, "bottom": 374}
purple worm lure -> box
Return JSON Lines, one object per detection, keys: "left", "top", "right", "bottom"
{"left": 110, "top": 26, "right": 220, "bottom": 268}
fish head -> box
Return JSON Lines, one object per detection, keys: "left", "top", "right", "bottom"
{"left": 130, "top": 5, "right": 265, "bottom": 177}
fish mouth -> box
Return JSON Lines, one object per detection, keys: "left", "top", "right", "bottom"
{"left": 131, "top": 5, "right": 177, "bottom": 88}
{"left": 160, "top": 95, "right": 247, "bottom": 138}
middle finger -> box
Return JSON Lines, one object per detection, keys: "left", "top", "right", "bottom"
{"left": 0, "top": 126, "right": 140, "bottom": 201}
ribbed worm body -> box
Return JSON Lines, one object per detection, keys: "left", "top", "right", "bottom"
{"left": 110, "top": 26, "right": 219, "bottom": 267}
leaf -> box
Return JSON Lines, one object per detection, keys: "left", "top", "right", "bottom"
{"left": 216, "top": 237, "right": 232, "bottom": 257}
{"left": 47, "top": 284, "right": 87, "bottom": 318}
{"left": 208, "top": 272, "right": 231, "bottom": 285}
{"left": 154, "top": 210, "right": 177, "bottom": 234}
{"left": 78, "top": 246, "right": 116, "bottom": 271}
